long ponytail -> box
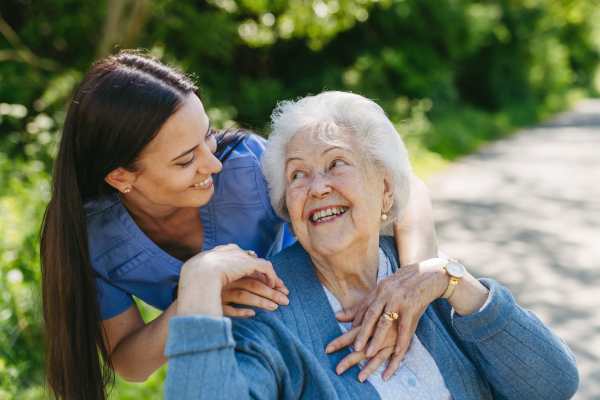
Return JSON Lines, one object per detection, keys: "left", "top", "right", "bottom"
{"left": 41, "top": 133, "right": 112, "bottom": 400}
{"left": 40, "top": 52, "right": 201, "bottom": 400}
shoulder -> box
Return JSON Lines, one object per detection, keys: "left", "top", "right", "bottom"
{"left": 268, "top": 242, "right": 308, "bottom": 271}
{"left": 83, "top": 194, "right": 127, "bottom": 250}
{"left": 83, "top": 193, "right": 121, "bottom": 218}
{"left": 378, "top": 235, "right": 400, "bottom": 270}
{"left": 242, "top": 133, "right": 268, "bottom": 160}
{"left": 83, "top": 194, "right": 148, "bottom": 277}
{"left": 219, "top": 133, "right": 267, "bottom": 170}
{"left": 210, "top": 134, "right": 280, "bottom": 222}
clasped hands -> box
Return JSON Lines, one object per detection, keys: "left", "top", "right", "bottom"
{"left": 325, "top": 258, "right": 448, "bottom": 382}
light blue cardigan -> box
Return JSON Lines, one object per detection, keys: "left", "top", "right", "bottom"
{"left": 164, "top": 237, "right": 579, "bottom": 399}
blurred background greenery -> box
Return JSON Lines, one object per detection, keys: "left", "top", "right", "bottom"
{"left": 1, "top": 0, "right": 599, "bottom": 398}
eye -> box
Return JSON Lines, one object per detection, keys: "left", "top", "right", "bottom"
{"left": 292, "top": 171, "right": 305, "bottom": 180}
{"left": 206, "top": 129, "right": 216, "bottom": 140}
{"left": 331, "top": 160, "right": 346, "bottom": 168}
{"left": 178, "top": 154, "right": 196, "bottom": 168}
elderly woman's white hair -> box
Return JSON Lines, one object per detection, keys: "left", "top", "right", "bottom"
{"left": 262, "top": 91, "right": 412, "bottom": 231}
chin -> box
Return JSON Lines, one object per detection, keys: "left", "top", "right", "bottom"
{"left": 185, "top": 188, "right": 214, "bottom": 208}
{"left": 308, "top": 236, "right": 351, "bottom": 257}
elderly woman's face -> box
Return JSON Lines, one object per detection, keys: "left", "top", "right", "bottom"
{"left": 285, "top": 128, "right": 392, "bottom": 257}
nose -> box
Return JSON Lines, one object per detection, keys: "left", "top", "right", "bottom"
{"left": 196, "top": 144, "right": 223, "bottom": 176}
{"left": 309, "top": 172, "right": 332, "bottom": 199}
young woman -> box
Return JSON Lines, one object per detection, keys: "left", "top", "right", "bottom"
{"left": 40, "top": 52, "right": 437, "bottom": 400}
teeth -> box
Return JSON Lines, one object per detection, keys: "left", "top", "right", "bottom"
{"left": 193, "top": 177, "right": 211, "bottom": 187}
{"left": 311, "top": 207, "right": 348, "bottom": 222}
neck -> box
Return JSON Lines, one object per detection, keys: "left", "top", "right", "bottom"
{"left": 119, "top": 192, "right": 183, "bottom": 227}
{"left": 310, "top": 233, "right": 381, "bottom": 310}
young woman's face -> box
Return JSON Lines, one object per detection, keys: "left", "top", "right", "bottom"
{"left": 126, "top": 94, "right": 223, "bottom": 210}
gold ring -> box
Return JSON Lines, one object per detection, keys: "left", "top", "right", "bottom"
{"left": 247, "top": 250, "right": 257, "bottom": 258}
{"left": 382, "top": 311, "right": 398, "bottom": 322}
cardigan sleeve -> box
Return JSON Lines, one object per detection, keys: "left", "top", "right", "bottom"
{"left": 163, "top": 315, "right": 290, "bottom": 400}
{"left": 451, "top": 278, "right": 579, "bottom": 400}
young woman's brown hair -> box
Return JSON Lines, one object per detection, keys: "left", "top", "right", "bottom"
{"left": 40, "top": 52, "right": 245, "bottom": 400}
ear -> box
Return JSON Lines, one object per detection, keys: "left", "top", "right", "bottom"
{"left": 382, "top": 176, "right": 394, "bottom": 213}
{"left": 105, "top": 167, "right": 136, "bottom": 193}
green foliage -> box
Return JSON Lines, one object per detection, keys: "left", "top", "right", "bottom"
{"left": 1, "top": 0, "right": 600, "bottom": 397}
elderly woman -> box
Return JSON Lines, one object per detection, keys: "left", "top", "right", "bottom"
{"left": 163, "top": 92, "right": 579, "bottom": 399}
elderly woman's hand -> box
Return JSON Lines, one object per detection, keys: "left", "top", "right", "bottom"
{"left": 326, "top": 308, "right": 423, "bottom": 381}
{"left": 325, "top": 318, "right": 406, "bottom": 382}
{"left": 328, "top": 259, "right": 449, "bottom": 379}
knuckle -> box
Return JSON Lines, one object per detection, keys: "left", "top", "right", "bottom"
{"left": 235, "top": 290, "right": 250, "bottom": 302}
{"left": 248, "top": 279, "right": 263, "bottom": 291}
{"left": 364, "top": 309, "right": 378, "bottom": 322}
{"left": 397, "top": 322, "right": 408, "bottom": 334}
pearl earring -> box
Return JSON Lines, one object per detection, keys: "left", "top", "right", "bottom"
{"left": 381, "top": 213, "right": 388, "bottom": 221}
{"left": 123, "top": 189, "right": 131, "bottom": 193}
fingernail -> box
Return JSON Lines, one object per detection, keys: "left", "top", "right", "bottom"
{"left": 395, "top": 347, "right": 401, "bottom": 355}
{"left": 336, "top": 311, "right": 345, "bottom": 316}
{"left": 246, "top": 310, "right": 255, "bottom": 317}
{"left": 279, "top": 295, "right": 289, "bottom": 305}
{"left": 282, "top": 287, "right": 290, "bottom": 295}
{"left": 325, "top": 345, "right": 335, "bottom": 354}
{"left": 383, "top": 374, "right": 389, "bottom": 382}
{"left": 358, "top": 374, "right": 366, "bottom": 383}
{"left": 355, "top": 340, "right": 362, "bottom": 351}
{"left": 366, "top": 346, "right": 375, "bottom": 358}
{"left": 267, "top": 301, "right": 278, "bottom": 310}
{"left": 337, "top": 367, "right": 346, "bottom": 375}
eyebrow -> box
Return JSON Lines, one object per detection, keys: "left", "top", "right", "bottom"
{"left": 171, "top": 118, "right": 211, "bottom": 162}
{"left": 285, "top": 145, "right": 344, "bottom": 167}
{"left": 322, "top": 146, "right": 344, "bottom": 156}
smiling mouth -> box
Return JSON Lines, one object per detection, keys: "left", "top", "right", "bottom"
{"left": 190, "top": 176, "right": 211, "bottom": 187}
{"left": 310, "top": 206, "right": 348, "bottom": 223}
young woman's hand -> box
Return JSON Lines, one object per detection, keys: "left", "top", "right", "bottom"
{"left": 177, "top": 244, "right": 286, "bottom": 317}
{"left": 222, "top": 274, "right": 289, "bottom": 318}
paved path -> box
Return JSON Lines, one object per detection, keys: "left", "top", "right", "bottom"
{"left": 427, "top": 99, "right": 600, "bottom": 400}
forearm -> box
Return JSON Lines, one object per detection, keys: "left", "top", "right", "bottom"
{"left": 394, "top": 176, "right": 438, "bottom": 266}
{"left": 452, "top": 279, "right": 579, "bottom": 400}
{"left": 164, "top": 316, "right": 252, "bottom": 400}
{"left": 110, "top": 302, "right": 177, "bottom": 382}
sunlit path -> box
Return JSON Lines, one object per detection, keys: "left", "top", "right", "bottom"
{"left": 428, "top": 99, "right": 600, "bottom": 400}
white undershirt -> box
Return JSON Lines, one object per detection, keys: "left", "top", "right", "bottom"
{"left": 321, "top": 248, "right": 453, "bottom": 400}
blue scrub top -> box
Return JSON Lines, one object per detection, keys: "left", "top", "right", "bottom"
{"left": 84, "top": 134, "right": 295, "bottom": 320}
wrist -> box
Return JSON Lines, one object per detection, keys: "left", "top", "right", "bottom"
{"left": 434, "top": 261, "right": 451, "bottom": 298}
{"left": 418, "top": 258, "right": 451, "bottom": 300}
{"left": 177, "top": 272, "right": 224, "bottom": 317}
